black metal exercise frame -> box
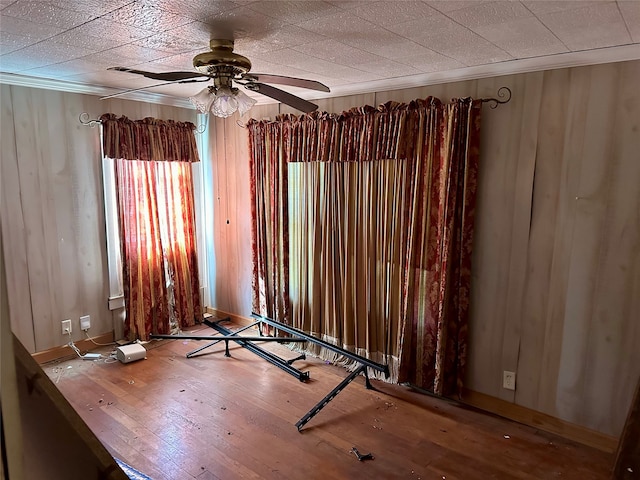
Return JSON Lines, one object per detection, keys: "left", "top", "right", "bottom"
{"left": 251, "top": 312, "right": 390, "bottom": 431}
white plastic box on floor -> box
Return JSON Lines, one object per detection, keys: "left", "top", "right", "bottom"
{"left": 115, "top": 343, "right": 147, "bottom": 363}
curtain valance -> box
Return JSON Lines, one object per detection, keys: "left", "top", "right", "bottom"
{"left": 100, "top": 113, "right": 200, "bottom": 163}
{"left": 246, "top": 97, "right": 480, "bottom": 164}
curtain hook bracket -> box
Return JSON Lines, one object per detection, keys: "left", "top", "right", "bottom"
{"left": 79, "top": 112, "right": 102, "bottom": 127}
{"left": 481, "top": 87, "right": 512, "bottom": 109}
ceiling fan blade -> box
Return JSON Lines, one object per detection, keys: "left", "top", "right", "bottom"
{"left": 247, "top": 82, "right": 319, "bottom": 113}
{"left": 100, "top": 78, "right": 209, "bottom": 100}
{"left": 243, "top": 73, "right": 330, "bottom": 92}
{"left": 108, "top": 67, "right": 207, "bottom": 82}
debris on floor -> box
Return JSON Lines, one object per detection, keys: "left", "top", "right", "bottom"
{"left": 351, "top": 447, "right": 374, "bottom": 461}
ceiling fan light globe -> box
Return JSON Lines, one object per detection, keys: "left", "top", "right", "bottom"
{"left": 189, "top": 87, "right": 214, "bottom": 114}
{"left": 211, "top": 93, "right": 238, "bottom": 118}
{"left": 236, "top": 89, "right": 257, "bottom": 117}
{"left": 210, "top": 86, "right": 239, "bottom": 118}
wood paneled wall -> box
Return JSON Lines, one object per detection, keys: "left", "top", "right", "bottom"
{"left": 207, "top": 60, "right": 640, "bottom": 437}
{"left": 0, "top": 85, "right": 197, "bottom": 353}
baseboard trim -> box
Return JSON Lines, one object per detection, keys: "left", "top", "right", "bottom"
{"left": 204, "top": 307, "right": 255, "bottom": 327}
{"left": 32, "top": 332, "right": 115, "bottom": 364}
{"left": 459, "top": 387, "right": 618, "bottom": 453}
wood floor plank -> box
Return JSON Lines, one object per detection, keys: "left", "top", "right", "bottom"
{"left": 43, "top": 327, "right": 614, "bottom": 479}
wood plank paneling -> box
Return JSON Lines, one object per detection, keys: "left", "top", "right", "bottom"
{"left": 517, "top": 68, "right": 571, "bottom": 414}
{"left": 229, "top": 114, "right": 256, "bottom": 316}
{"left": 466, "top": 73, "right": 543, "bottom": 399}
{"left": 605, "top": 60, "right": 640, "bottom": 432}
{"left": 0, "top": 85, "right": 36, "bottom": 352}
{"left": 497, "top": 73, "right": 542, "bottom": 404}
{"left": 207, "top": 105, "right": 278, "bottom": 317}
{"left": 554, "top": 64, "right": 616, "bottom": 427}
{"left": 10, "top": 87, "right": 63, "bottom": 350}
{"left": 575, "top": 61, "right": 640, "bottom": 434}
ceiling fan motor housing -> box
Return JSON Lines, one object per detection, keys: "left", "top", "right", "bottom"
{"left": 193, "top": 39, "right": 252, "bottom": 77}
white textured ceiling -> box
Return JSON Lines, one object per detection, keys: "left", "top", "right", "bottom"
{"left": 1, "top": 0, "right": 639, "bottom": 108}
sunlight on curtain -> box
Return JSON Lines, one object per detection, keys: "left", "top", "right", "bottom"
{"left": 116, "top": 159, "right": 167, "bottom": 339}
{"left": 115, "top": 159, "right": 201, "bottom": 340}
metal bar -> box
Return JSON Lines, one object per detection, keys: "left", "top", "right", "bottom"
{"left": 295, "top": 365, "right": 367, "bottom": 431}
{"left": 185, "top": 321, "right": 262, "bottom": 358}
{"left": 151, "top": 334, "right": 307, "bottom": 342}
{"left": 186, "top": 339, "right": 223, "bottom": 358}
{"left": 205, "top": 319, "right": 309, "bottom": 382}
{"left": 363, "top": 367, "right": 374, "bottom": 390}
{"left": 286, "top": 353, "right": 306, "bottom": 365}
{"left": 251, "top": 313, "right": 389, "bottom": 378}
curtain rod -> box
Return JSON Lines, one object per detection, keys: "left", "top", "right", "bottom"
{"left": 80, "top": 86, "right": 512, "bottom": 128}
{"left": 480, "top": 86, "right": 512, "bottom": 109}
{"left": 78, "top": 112, "right": 102, "bottom": 127}
{"left": 78, "top": 113, "right": 207, "bottom": 133}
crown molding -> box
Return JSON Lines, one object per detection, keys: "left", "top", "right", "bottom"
{"left": 0, "top": 72, "right": 194, "bottom": 109}
{"left": 1, "top": 44, "right": 639, "bottom": 108}
{"left": 317, "top": 44, "right": 640, "bottom": 101}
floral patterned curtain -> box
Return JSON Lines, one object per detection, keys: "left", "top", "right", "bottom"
{"left": 247, "top": 98, "right": 481, "bottom": 395}
{"left": 100, "top": 114, "right": 200, "bottom": 163}
{"left": 101, "top": 114, "right": 202, "bottom": 341}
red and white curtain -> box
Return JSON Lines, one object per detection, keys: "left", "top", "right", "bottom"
{"left": 101, "top": 114, "right": 202, "bottom": 341}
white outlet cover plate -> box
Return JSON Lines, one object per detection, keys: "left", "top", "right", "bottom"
{"left": 503, "top": 371, "right": 516, "bottom": 390}
{"left": 61, "top": 319, "right": 72, "bottom": 334}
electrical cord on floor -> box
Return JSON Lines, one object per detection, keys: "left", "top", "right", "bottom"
{"left": 66, "top": 331, "right": 103, "bottom": 360}
{"left": 66, "top": 331, "right": 84, "bottom": 358}
{"left": 103, "top": 350, "right": 119, "bottom": 364}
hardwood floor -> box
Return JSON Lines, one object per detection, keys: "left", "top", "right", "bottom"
{"left": 43, "top": 324, "right": 613, "bottom": 479}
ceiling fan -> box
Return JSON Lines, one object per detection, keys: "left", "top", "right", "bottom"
{"left": 106, "top": 39, "right": 330, "bottom": 117}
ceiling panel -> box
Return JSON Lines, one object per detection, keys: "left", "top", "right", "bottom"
{"left": 473, "top": 17, "right": 568, "bottom": 58}
{"left": 538, "top": 2, "right": 633, "bottom": 51}
{"left": 102, "top": 2, "right": 193, "bottom": 32}
{"left": 1, "top": 1, "right": 94, "bottom": 29}
{"left": 447, "top": 1, "right": 532, "bottom": 28}
{"left": 348, "top": 0, "right": 439, "bottom": 26}
{"left": 618, "top": 1, "right": 640, "bottom": 42}
{"left": 293, "top": 39, "right": 385, "bottom": 66}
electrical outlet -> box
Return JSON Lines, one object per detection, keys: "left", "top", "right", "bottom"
{"left": 503, "top": 371, "right": 516, "bottom": 390}
{"left": 80, "top": 314, "right": 91, "bottom": 331}
{"left": 61, "top": 319, "right": 72, "bottom": 335}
